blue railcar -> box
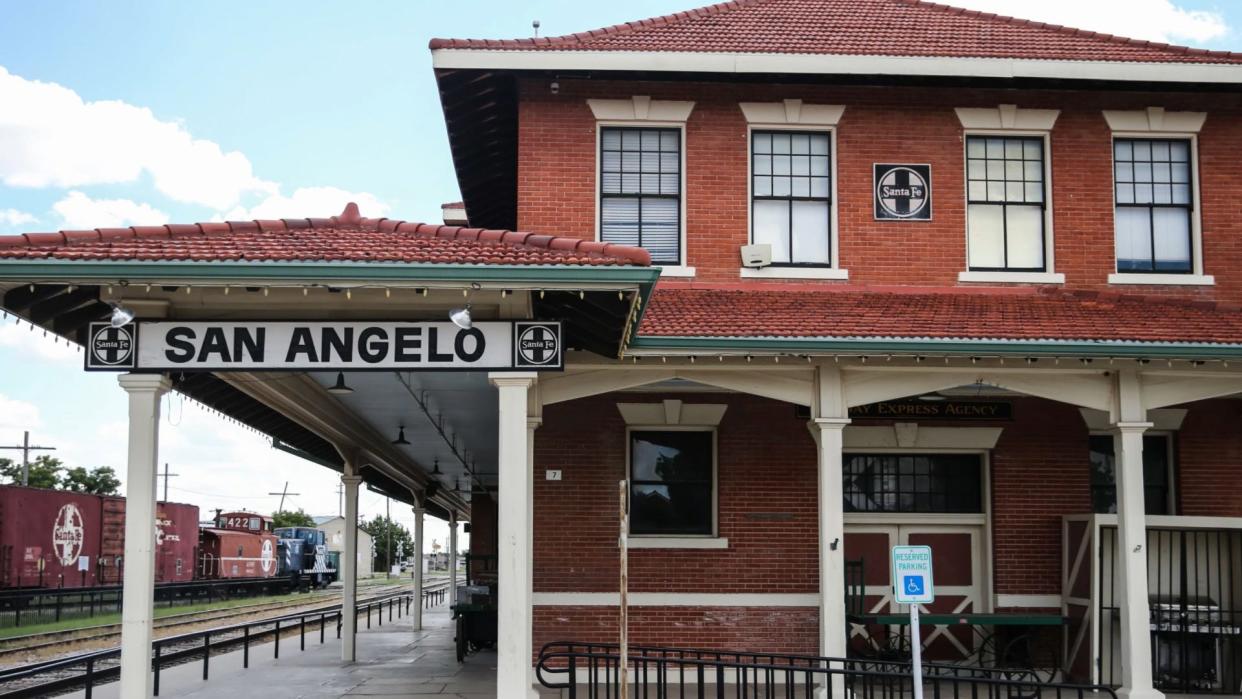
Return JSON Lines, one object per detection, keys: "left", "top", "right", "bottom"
{"left": 273, "top": 527, "right": 337, "bottom": 589}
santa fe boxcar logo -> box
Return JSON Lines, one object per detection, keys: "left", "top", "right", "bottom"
{"left": 261, "top": 539, "right": 274, "bottom": 573}
{"left": 86, "top": 322, "right": 136, "bottom": 369}
{"left": 874, "top": 164, "right": 932, "bottom": 220}
{"left": 514, "top": 322, "right": 561, "bottom": 368}
{"left": 52, "top": 504, "right": 84, "bottom": 566}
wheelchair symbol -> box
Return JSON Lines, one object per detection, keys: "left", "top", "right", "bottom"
{"left": 903, "top": 575, "right": 924, "bottom": 596}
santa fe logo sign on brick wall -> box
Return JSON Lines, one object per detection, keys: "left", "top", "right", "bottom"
{"left": 874, "top": 164, "right": 932, "bottom": 220}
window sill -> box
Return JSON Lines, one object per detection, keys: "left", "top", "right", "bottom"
{"left": 740, "top": 266, "right": 849, "bottom": 280}
{"left": 627, "top": 536, "right": 728, "bottom": 550}
{"left": 958, "top": 271, "right": 1065, "bottom": 284}
{"left": 1108, "top": 273, "right": 1214, "bottom": 286}
{"left": 657, "top": 265, "right": 697, "bottom": 278}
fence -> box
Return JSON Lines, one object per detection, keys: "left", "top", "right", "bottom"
{"left": 0, "top": 582, "right": 450, "bottom": 697}
{"left": 537, "top": 641, "right": 1118, "bottom": 699}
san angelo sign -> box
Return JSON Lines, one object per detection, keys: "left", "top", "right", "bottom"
{"left": 85, "top": 320, "right": 562, "bottom": 372}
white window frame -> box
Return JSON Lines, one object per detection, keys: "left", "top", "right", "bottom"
{"left": 958, "top": 129, "right": 1063, "bottom": 283}
{"left": 592, "top": 96, "right": 694, "bottom": 277}
{"left": 1107, "top": 132, "right": 1212, "bottom": 285}
{"left": 624, "top": 425, "right": 721, "bottom": 546}
{"left": 742, "top": 124, "right": 846, "bottom": 279}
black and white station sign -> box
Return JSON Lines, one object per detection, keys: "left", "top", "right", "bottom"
{"left": 84, "top": 321, "right": 562, "bottom": 372}
{"left": 874, "top": 164, "right": 932, "bottom": 220}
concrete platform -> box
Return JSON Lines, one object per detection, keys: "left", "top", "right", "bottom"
{"left": 68, "top": 603, "right": 498, "bottom": 698}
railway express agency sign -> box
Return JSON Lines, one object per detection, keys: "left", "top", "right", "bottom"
{"left": 85, "top": 320, "right": 562, "bottom": 372}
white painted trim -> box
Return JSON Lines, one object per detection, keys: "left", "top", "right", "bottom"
{"left": 962, "top": 130, "right": 1057, "bottom": 275}
{"left": 1094, "top": 513, "right": 1242, "bottom": 530}
{"left": 533, "top": 592, "right": 818, "bottom": 606}
{"left": 1102, "top": 108, "right": 1207, "bottom": 134}
{"left": 843, "top": 425, "right": 1004, "bottom": 450}
{"left": 657, "top": 265, "right": 697, "bottom": 278}
{"left": 1107, "top": 272, "right": 1214, "bottom": 286}
{"left": 431, "top": 49, "right": 1242, "bottom": 85}
{"left": 745, "top": 124, "right": 842, "bottom": 271}
{"left": 740, "top": 266, "right": 849, "bottom": 280}
{"left": 996, "top": 594, "right": 1062, "bottom": 608}
{"left": 739, "top": 100, "right": 845, "bottom": 126}
{"left": 627, "top": 536, "right": 729, "bottom": 549}
{"left": 1079, "top": 407, "right": 1187, "bottom": 431}
{"left": 588, "top": 96, "right": 695, "bottom": 122}
{"left": 617, "top": 400, "right": 728, "bottom": 426}
{"left": 955, "top": 105, "right": 1060, "bottom": 131}
{"left": 957, "top": 271, "right": 1064, "bottom": 284}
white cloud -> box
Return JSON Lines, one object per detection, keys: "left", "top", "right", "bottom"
{"left": 52, "top": 190, "right": 168, "bottom": 229}
{"left": 221, "top": 186, "right": 390, "bottom": 221}
{"left": 0, "top": 66, "right": 275, "bottom": 210}
{"left": 0, "top": 319, "right": 79, "bottom": 363}
{"left": 0, "top": 394, "right": 42, "bottom": 434}
{"left": 0, "top": 209, "right": 35, "bottom": 227}
{"left": 939, "top": 0, "right": 1228, "bottom": 45}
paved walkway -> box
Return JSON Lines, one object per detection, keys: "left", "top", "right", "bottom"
{"left": 69, "top": 603, "right": 498, "bottom": 698}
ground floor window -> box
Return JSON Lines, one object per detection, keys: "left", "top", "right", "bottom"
{"left": 1088, "top": 434, "right": 1173, "bottom": 515}
{"left": 629, "top": 430, "right": 714, "bottom": 535}
{"left": 843, "top": 453, "right": 983, "bottom": 513}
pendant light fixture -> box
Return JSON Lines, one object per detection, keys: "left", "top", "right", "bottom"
{"left": 392, "top": 426, "right": 410, "bottom": 445}
{"left": 108, "top": 302, "right": 136, "bottom": 328}
{"left": 449, "top": 282, "right": 482, "bottom": 330}
{"left": 327, "top": 372, "right": 354, "bottom": 395}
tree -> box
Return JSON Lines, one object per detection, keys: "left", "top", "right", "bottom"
{"left": 0, "top": 455, "right": 64, "bottom": 489}
{"left": 62, "top": 466, "right": 121, "bottom": 495}
{"left": 360, "top": 515, "right": 414, "bottom": 572}
{"left": 272, "top": 509, "right": 316, "bottom": 528}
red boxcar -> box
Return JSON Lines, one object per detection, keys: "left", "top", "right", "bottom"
{"left": 198, "top": 511, "right": 278, "bottom": 579}
{"left": 0, "top": 485, "right": 199, "bottom": 588}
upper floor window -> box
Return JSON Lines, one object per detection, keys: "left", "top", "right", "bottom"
{"left": 1113, "top": 139, "right": 1193, "bottom": 274}
{"left": 751, "top": 131, "right": 832, "bottom": 265}
{"left": 966, "top": 135, "right": 1048, "bottom": 272}
{"left": 599, "top": 127, "right": 681, "bottom": 265}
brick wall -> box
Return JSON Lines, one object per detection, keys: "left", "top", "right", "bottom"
{"left": 516, "top": 78, "right": 1242, "bottom": 299}
{"left": 1175, "top": 398, "right": 1242, "bottom": 516}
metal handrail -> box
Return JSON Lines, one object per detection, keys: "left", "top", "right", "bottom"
{"left": 0, "top": 582, "right": 449, "bottom": 698}
{"left": 536, "top": 645, "right": 1119, "bottom": 699}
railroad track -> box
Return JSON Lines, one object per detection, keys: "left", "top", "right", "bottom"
{"left": 0, "top": 579, "right": 445, "bottom": 667}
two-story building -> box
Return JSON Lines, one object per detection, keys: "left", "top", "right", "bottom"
{"left": 4, "top": 1, "right": 1242, "bottom": 698}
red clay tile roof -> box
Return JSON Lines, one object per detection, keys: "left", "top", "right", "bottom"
{"left": 431, "top": 0, "right": 1242, "bottom": 65}
{"left": 638, "top": 287, "right": 1242, "bottom": 345}
{"left": 0, "top": 203, "right": 651, "bottom": 267}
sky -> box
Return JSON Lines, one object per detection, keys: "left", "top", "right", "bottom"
{"left": 0, "top": 0, "right": 1240, "bottom": 551}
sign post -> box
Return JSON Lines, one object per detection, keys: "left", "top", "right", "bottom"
{"left": 892, "top": 545, "right": 934, "bottom": 699}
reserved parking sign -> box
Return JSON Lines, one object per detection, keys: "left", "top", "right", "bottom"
{"left": 891, "top": 545, "right": 935, "bottom": 605}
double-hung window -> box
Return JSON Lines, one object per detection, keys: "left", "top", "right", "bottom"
{"left": 1088, "top": 434, "right": 1174, "bottom": 515}
{"left": 751, "top": 131, "right": 832, "bottom": 265}
{"left": 600, "top": 127, "right": 681, "bottom": 265}
{"left": 629, "top": 430, "right": 714, "bottom": 536}
{"left": 966, "top": 136, "right": 1047, "bottom": 271}
{"left": 1113, "top": 139, "right": 1193, "bottom": 274}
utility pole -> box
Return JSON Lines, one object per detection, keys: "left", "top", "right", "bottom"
{"left": 0, "top": 431, "right": 56, "bottom": 486}
{"left": 160, "top": 462, "right": 179, "bottom": 502}
{"left": 268, "top": 481, "right": 300, "bottom": 513}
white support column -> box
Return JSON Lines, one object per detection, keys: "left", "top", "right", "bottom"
{"left": 809, "top": 365, "right": 850, "bottom": 668}
{"left": 1112, "top": 371, "right": 1161, "bottom": 699}
{"left": 117, "top": 373, "right": 171, "bottom": 699}
{"left": 449, "top": 512, "right": 458, "bottom": 606}
{"left": 341, "top": 473, "right": 362, "bottom": 663}
{"left": 489, "top": 373, "right": 539, "bottom": 699}
{"left": 411, "top": 504, "right": 425, "bottom": 631}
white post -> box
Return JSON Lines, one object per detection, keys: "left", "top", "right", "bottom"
{"left": 1112, "top": 371, "right": 1161, "bottom": 699}
{"left": 489, "top": 373, "right": 539, "bottom": 699}
{"left": 117, "top": 373, "right": 171, "bottom": 699}
{"left": 341, "top": 473, "right": 362, "bottom": 663}
{"left": 810, "top": 365, "right": 850, "bottom": 698}
{"left": 411, "top": 505, "right": 425, "bottom": 631}
{"left": 449, "top": 512, "right": 458, "bottom": 606}
{"left": 910, "top": 605, "right": 924, "bottom": 699}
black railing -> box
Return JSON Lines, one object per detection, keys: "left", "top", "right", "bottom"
{"left": 0, "top": 582, "right": 451, "bottom": 698}
{"left": 1098, "top": 525, "right": 1242, "bottom": 694}
{"left": 537, "top": 642, "right": 1117, "bottom": 699}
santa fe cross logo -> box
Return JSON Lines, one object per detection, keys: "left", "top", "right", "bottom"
{"left": 514, "top": 322, "right": 562, "bottom": 369}
{"left": 86, "top": 322, "right": 136, "bottom": 370}
{"left": 874, "top": 164, "right": 932, "bottom": 220}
